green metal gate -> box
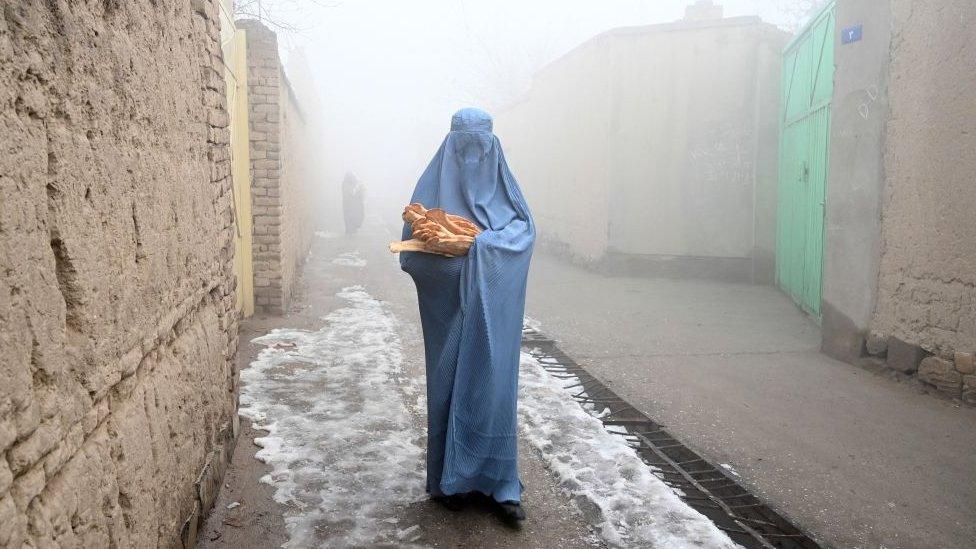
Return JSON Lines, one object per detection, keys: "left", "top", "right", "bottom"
{"left": 776, "top": 2, "right": 835, "bottom": 318}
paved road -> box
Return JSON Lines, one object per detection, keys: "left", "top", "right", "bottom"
{"left": 525, "top": 252, "right": 976, "bottom": 548}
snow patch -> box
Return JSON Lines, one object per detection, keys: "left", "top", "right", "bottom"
{"left": 396, "top": 525, "right": 422, "bottom": 542}
{"left": 315, "top": 230, "right": 338, "bottom": 239}
{"left": 720, "top": 463, "right": 740, "bottom": 477}
{"left": 522, "top": 315, "right": 544, "bottom": 333}
{"left": 239, "top": 286, "right": 427, "bottom": 548}
{"left": 518, "top": 352, "right": 740, "bottom": 549}
{"left": 331, "top": 251, "right": 367, "bottom": 267}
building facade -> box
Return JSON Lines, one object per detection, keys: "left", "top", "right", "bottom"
{"left": 498, "top": 7, "right": 789, "bottom": 282}
{"left": 820, "top": 0, "right": 976, "bottom": 401}
{"left": 238, "top": 20, "right": 316, "bottom": 314}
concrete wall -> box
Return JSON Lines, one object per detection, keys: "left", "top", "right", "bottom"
{"left": 498, "top": 15, "right": 787, "bottom": 282}
{"left": 750, "top": 26, "right": 785, "bottom": 282}
{"left": 240, "top": 20, "right": 314, "bottom": 314}
{"left": 498, "top": 38, "right": 614, "bottom": 262}
{"left": 821, "top": 0, "right": 893, "bottom": 361}
{"left": 279, "top": 77, "right": 314, "bottom": 308}
{"left": 606, "top": 19, "right": 786, "bottom": 282}
{"left": 0, "top": 1, "right": 239, "bottom": 546}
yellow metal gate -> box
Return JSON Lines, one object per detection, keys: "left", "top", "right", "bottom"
{"left": 219, "top": 0, "right": 254, "bottom": 317}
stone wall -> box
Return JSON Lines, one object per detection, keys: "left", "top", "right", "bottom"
{"left": 239, "top": 19, "right": 313, "bottom": 314}
{"left": 866, "top": 0, "right": 976, "bottom": 402}
{"left": 0, "top": 1, "right": 239, "bottom": 546}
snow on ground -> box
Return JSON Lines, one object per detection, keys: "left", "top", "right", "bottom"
{"left": 238, "top": 290, "right": 735, "bottom": 548}
{"left": 315, "top": 230, "right": 338, "bottom": 239}
{"left": 720, "top": 464, "right": 741, "bottom": 478}
{"left": 522, "top": 315, "right": 544, "bottom": 333}
{"left": 518, "top": 351, "right": 740, "bottom": 549}
{"left": 331, "top": 251, "right": 367, "bottom": 267}
{"left": 239, "top": 286, "right": 427, "bottom": 548}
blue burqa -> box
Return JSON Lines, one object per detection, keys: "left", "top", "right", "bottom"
{"left": 400, "top": 108, "right": 534, "bottom": 503}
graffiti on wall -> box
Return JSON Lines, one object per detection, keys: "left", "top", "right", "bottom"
{"left": 858, "top": 84, "right": 879, "bottom": 119}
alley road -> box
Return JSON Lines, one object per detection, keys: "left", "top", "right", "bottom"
{"left": 525, "top": 254, "right": 976, "bottom": 548}
{"left": 199, "top": 219, "right": 740, "bottom": 548}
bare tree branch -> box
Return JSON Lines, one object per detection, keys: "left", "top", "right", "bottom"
{"left": 777, "top": 0, "right": 829, "bottom": 33}
{"left": 233, "top": 0, "right": 341, "bottom": 36}
{"left": 444, "top": 0, "right": 557, "bottom": 111}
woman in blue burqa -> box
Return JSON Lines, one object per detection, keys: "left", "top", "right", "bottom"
{"left": 399, "top": 108, "right": 534, "bottom": 525}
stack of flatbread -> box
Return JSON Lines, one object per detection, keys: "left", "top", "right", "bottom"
{"left": 389, "top": 203, "right": 481, "bottom": 257}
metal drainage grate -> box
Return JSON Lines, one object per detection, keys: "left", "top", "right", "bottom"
{"left": 522, "top": 326, "right": 822, "bottom": 549}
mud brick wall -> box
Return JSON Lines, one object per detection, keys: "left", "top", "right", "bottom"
{"left": 239, "top": 19, "right": 313, "bottom": 314}
{"left": 867, "top": 0, "right": 976, "bottom": 403}
{"left": 0, "top": 1, "right": 239, "bottom": 546}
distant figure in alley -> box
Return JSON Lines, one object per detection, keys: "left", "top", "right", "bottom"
{"left": 342, "top": 172, "right": 365, "bottom": 234}
{"left": 399, "top": 108, "right": 536, "bottom": 525}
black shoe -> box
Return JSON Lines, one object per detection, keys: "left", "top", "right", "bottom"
{"left": 432, "top": 494, "right": 465, "bottom": 512}
{"left": 495, "top": 501, "right": 526, "bottom": 526}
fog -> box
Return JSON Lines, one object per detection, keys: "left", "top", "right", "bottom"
{"left": 253, "top": 0, "right": 809, "bottom": 225}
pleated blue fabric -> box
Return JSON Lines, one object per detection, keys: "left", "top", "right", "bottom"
{"left": 400, "top": 108, "right": 535, "bottom": 503}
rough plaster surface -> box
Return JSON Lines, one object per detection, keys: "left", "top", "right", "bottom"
{"left": 0, "top": 1, "right": 238, "bottom": 546}
{"left": 239, "top": 19, "right": 312, "bottom": 315}
{"left": 498, "top": 16, "right": 786, "bottom": 281}
{"left": 821, "top": 0, "right": 892, "bottom": 360}
{"left": 871, "top": 0, "right": 976, "bottom": 358}
{"left": 497, "top": 37, "right": 614, "bottom": 262}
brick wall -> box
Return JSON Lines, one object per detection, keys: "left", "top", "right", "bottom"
{"left": 0, "top": 1, "right": 239, "bottom": 546}
{"left": 239, "top": 19, "right": 313, "bottom": 314}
